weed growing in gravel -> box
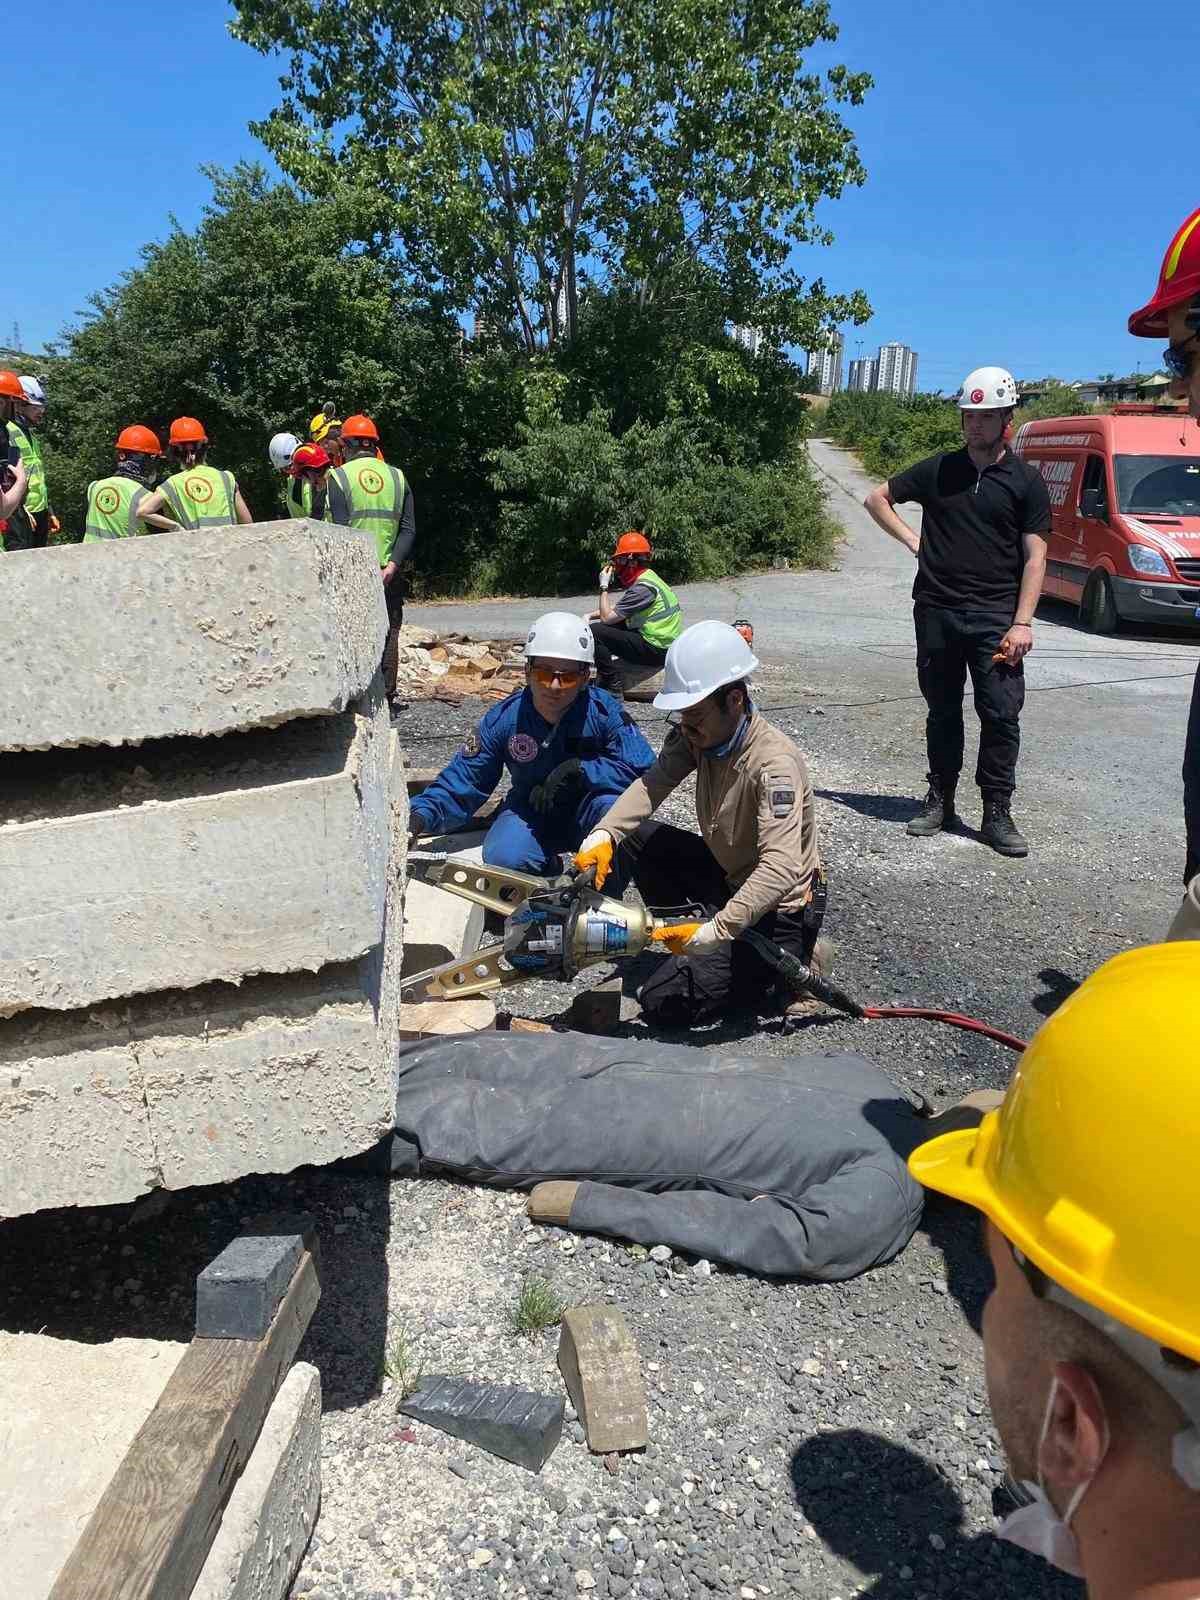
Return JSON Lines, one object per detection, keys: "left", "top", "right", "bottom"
{"left": 383, "top": 1322, "right": 421, "bottom": 1398}
{"left": 510, "top": 1276, "right": 565, "bottom": 1337}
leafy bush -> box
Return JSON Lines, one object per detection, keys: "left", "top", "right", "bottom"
{"left": 824, "top": 391, "right": 960, "bottom": 479}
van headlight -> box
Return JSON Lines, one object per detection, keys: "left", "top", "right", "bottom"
{"left": 1128, "top": 544, "right": 1171, "bottom": 577}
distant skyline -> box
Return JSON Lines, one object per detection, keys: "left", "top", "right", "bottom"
{"left": 6, "top": 0, "right": 1198, "bottom": 390}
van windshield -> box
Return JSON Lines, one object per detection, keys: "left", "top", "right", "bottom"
{"left": 1115, "top": 454, "right": 1200, "bottom": 515}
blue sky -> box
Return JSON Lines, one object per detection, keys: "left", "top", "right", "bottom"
{"left": 9, "top": 0, "right": 1197, "bottom": 387}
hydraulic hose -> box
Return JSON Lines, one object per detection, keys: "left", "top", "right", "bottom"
{"left": 736, "top": 927, "right": 1027, "bottom": 1054}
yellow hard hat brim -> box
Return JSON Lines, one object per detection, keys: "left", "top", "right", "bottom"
{"left": 910, "top": 1108, "right": 1200, "bottom": 1366}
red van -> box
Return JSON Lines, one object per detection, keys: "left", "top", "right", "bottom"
{"left": 1013, "top": 407, "right": 1200, "bottom": 632}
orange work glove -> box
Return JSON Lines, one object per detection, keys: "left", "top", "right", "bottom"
{"left": 649, "top": 920, "right": 705, "bottom": 956}
{"left": 573, "top": 829, "right": 614, "bottom": 888}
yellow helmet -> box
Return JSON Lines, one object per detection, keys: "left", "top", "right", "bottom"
{"left": 909, "top": 942, "right": 1200, "bottom": 1364}
{"left": 309, "top": 409, "right": 343, "bottom": 443}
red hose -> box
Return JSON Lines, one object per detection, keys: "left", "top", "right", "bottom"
{"left": 862, "top": 1006, "right": 1027, "bottom": 1053}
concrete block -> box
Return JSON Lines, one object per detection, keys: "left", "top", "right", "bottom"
{"left": 192, "top": 1362, "right": 322, "bottom": 1600}
{"left": 196, "top": 1228, "right": 309, "bottom": 1341}
{"left": 0, "top": 733, "right": 408, "bottom": 1215}
{"left": 0, "top": 1330, "right": 189, "bottom": 1600}
{"left": 0, "top": 520, "right": 386, "bottom": 753}
{"left": 558, "top": 1305, "right": 648, "bottom": 1454}
{"left": 0, "top": 686, "right": 396, "bottom": 1017}
{"left": 401, "top": 1375, "right": 563, "bottom": 1472}
{"left": 397, "top": 997, "right": 497, "bottom": 1039}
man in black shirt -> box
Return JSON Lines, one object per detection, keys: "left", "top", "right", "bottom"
{"left": 864, "top": 366, "right": 1051, "bottom": 856}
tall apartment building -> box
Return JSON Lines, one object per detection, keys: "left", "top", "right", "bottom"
{"left": 847, "top": 356, "right": 878, "bottom": 393}
{"left": 875, "top": 342, "right": 919, "bottom": 399}
{"left": 731, "top": 324, "right": 764, "bottom": 357}
{"left": 806, "top": 330, "right": 844, "bottom": 396}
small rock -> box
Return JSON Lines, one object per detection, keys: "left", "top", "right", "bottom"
{"left": 740, "top": 1589, "right": 757, "bottom": 1599}
{"left": 576, "top": 1572, "right": 597, "bottom": 1592}
{"left": 649, "top": 1246, "right": 672, "bottom": 1264}
{"left": 801, "top": 1359, "right": 823, "bottom": 1377}
{"left": 929, "top": 1533, "right": 946, "bottom": 1551}
{"left": 469, "top": 1550, "right": 496, "bottom": 1570}
{"left": 692, "top": 1259, "right": 713, "bottom": 1278}
{"left": 447, "top": 1460, "right": 472, "bottom": 1481}
{"left": 899, "top": 1565, "right": 914, "bottom": 1579}
{"left": 644, "top": 1498, "right": 661, "bottom": 1516}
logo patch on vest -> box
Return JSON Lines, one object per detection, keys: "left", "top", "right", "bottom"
{"left": 358, "top": 467, "right": 385, "bottom": 496}
{"left": 462, "top": 728, "right": 482, "bottom": 757}
{"left": 95, "top": 486, "right": 120, "bottom": 515}
{"left": 508, "top": 732, "right": 539, "bottom": 763}
{"left": 185, "top": 475, "right": 214, "bottom": 503}
{"left": 769, "top": 785, "right": 795, "bottom": 819}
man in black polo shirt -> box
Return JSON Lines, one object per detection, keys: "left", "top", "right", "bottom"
{"left": 864, "top": 365, "right": 1051, "bottom": 856}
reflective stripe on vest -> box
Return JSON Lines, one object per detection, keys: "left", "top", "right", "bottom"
{"left": 285, "top": 477, "right": 311, "bottom": 518}
{"left": 328, "top": 458, "right": 406, "bottom": 566}
{"left": 630, "top": 568, "right": 683, "bottom": 649}
{"left": 83, "top": 476, "right": 149, "bottom": 542}
{"left": 8, "top": 419, "right": 47, "bottom": 514}
{"left": 161, "top": 465, "right": 238, "bottom": 529}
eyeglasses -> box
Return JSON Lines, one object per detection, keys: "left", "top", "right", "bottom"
{"left": 529, "top": 665, "right": 588, "bottom": 689}
{"left": 1163, "top": 339, "right": 1199, "bottom": 382}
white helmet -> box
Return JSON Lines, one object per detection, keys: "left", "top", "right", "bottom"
{"left": 269, "top": 430, "right": 301, "bottom": 470}
{"left": 19, "top": 376, "right": 46, "bottom": 407}
{"left": 524, "top": 611, "right": 595, "bottom": 666}
{"left": 956, "top": 366, "right": 1018, "bottom": 410}
{"left": 654, "top": 621, "right": 760, "bottom": 711}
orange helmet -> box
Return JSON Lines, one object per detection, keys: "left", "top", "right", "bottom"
{"left": 0, "top": 370, "right": 24, "bottom": 399}
{"left": 116, "top": 424, "right": 162, "bottom": 456}
{"left": 1129, "top": 207, "right": 1200, "bottom": 337}
{"left": 168, "top": 416, "right": 208, "bottom": 446}
{"left": 614, "top": 530, "right": 651, "bottom": 559}
{"left": 341, "top": 413, "right": 380, "bottom": 442}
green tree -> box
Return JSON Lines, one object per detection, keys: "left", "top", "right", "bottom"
{"left": 1015, "top": 383, "right": 1092, "bottom": 422}
{"left": 231, "top": 0, "right": 872, "bottom": 352}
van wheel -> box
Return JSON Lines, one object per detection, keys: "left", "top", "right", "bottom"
{"left": 1081, "top": 570, "right": 1119, "bottom": 634}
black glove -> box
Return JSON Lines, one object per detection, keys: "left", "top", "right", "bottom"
{"left": 529, "top": 758, "right": 584, "bottom": 814}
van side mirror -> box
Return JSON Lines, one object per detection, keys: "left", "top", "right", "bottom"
{"left": 1081, "top": 487, "right": 1108, "bottom": 522}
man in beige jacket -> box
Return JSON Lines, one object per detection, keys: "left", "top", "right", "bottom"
{"left": 575, "top": 621, "right": 826, "bottom": 1028}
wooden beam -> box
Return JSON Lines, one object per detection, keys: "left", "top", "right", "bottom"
{"left": 48, "top": 1250, "right": 319, "bottom": 1600}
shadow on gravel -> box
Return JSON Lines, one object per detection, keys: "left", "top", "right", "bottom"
{"left": 816, "top": 788, "right": 924, "bottom": 825}
{"left": 789, "top": 1428, "right": 1080, "bottom": 1599}
{"left": 1032, "top": 967, "right": 1082, "bottom": 1017}
{"left": 0, "top": 1166, "right": 391, "bottom": 1417}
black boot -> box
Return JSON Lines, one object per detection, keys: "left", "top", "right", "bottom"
{"left": 981, "top": 796, "right": 1028, "bottom": 857}
{"left": 907, "top": 776, "right": 957, "bottom": 837}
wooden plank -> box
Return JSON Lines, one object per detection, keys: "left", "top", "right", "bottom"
{"left": 48, "top": 1251, "right": 320, "bottom": 1600}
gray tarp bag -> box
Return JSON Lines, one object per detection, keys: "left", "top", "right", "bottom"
{"left": 391, "top": 1032, "right": 926, "bottom": 1281}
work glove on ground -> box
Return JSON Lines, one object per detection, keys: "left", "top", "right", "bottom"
{"left": 573, "top": 828, "right": 615, "bottom": 888}
{"left": 529, "top": 758, "right": 584, "bottom": 814}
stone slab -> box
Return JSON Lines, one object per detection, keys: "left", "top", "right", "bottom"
{"left": 557, "top": 1305, "right": 648, "bottom": 1454}
{"left": 0, "top": 520, "right": 386, "bottom": 752}
{"left": 0, "top": 734, "right": 407, "bottom": 1216}
{"left": 0, "top": 687, "right": 396, "bottom": 1016}
{"left": 401, "top": 1375, "right": 563, "bottom": 1472}
{"left": 191, "top": 1362, "right": 322, "bottom": 1600}
{"left": 402, "top": 833, "right": 487, "bottom": 979}
{"left": 0, "top": 1330, "right": 189, "bottom": 1600}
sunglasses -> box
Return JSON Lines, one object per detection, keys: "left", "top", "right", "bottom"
{"left": 529, "top": 665, "right": 588, "bottom": 689}
{"left": 1163, "top": 339, "right": 1199, "bottom": 381}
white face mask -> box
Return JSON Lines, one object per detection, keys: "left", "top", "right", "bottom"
{"left": 996, "top": 1378, "right": 1107, "bottom": 1579}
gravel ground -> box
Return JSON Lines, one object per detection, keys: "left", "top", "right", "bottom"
{"left": 7, "top": 434, "right": 1189, "bottom": 1598}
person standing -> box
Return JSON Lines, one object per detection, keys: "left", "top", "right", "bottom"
{"left": 1127, "top": 205, "right": 1200, "bottom": 894}
{"left": 287, "top": 443, "right": 333, "bottom": 520}
{"left": 586, "top": 530, "right": 684, "bottom": 693}
{"left": 268, "top": 431, "right": 301, "bottom": 511}
{"left": 9, "top": 376, "right": 54, "bottom": 547}
{"left": 138, "top": 417, "right": 253, "bottom": 530}
{"left": 83, "top": 426, "right": 181, "bottom": 541}
{"left": 0, "top": 369, "right": 31, "bottom": 550}
{"left": 864, "top": 366, "right": 1051, "bottom": 857}
{"left": 327, "top": 414, "right": 415, "bottom": 702}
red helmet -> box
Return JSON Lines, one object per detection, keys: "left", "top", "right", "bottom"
{"left": 291, "top": 443, "right": 331, "bottom": 471}
{"left": 0, "top": 370, "right": 23, "bottom": 399}
{"left": 614, "top": 530, "right": 651, "bottom": 559}
{"left": 168, "top": 415, "right": 208, "bottom": 445}
{"left": 341, "top": 413, "right": 380, "bottom": 442}
{"left": 116, "top": 424, "right": 162, "bottom": 456}
{"left": 1129, "top": 207, "right": 1200, "bottom": 337}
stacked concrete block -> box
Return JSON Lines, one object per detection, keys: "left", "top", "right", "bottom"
{"left": 0, "top": 522, "right": 406, "bottom": 1218}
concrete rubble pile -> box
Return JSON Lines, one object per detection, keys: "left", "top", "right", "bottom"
{"left": 0, "top": 519, "right": 410, "bottom": 1220}
{"left": 392, "top": 621, "right": 526, "bottom": 701}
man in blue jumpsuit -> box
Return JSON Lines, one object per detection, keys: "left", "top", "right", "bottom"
{"left": 408, "top": 611, "right": 655, "bottom": 872}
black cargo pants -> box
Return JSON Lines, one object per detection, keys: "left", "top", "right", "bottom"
{"left": 625, "top": 823, "right": 823, "bottom": 1028}
{"left": 914, "top": 605, "right": 1025, "bottom": 798}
